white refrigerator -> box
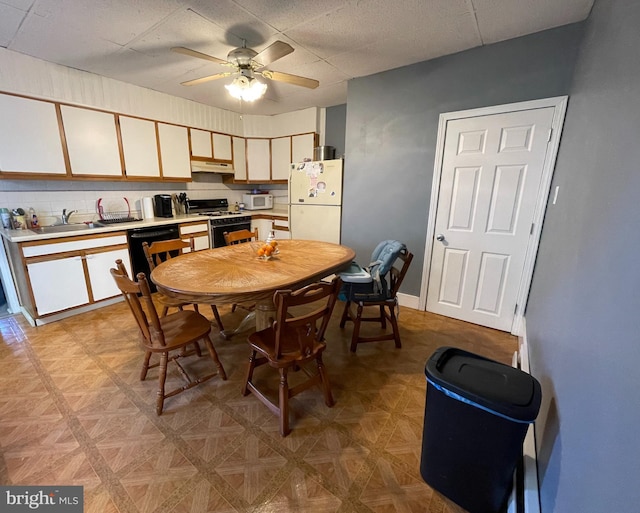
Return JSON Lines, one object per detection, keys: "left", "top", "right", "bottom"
{"left": 288, "top": 159, "right": 343, "bottom": 243}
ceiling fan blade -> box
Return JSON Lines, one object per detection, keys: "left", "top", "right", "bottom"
{"left": 260, "top": 70, "right": 319, "bottom": 89}
{"left": 253, "top": 41, "right": 294, "bottom": 68}
{"left": 181, "top": 71, "right": 233, "bottom": 86}
{"left": 171, "top": 47, "right": 232, "bottom": 66}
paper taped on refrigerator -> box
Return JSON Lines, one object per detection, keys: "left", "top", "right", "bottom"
{"left": 289, "top": 159, "right": 343, "bottom": 206}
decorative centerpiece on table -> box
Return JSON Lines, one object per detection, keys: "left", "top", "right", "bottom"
{"left": 256, "top": 231, "right": 279, "bottom": 260}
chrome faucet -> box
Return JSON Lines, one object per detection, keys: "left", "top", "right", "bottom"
{"left": 61, "top": 209, "right": 77, "bottom": 224}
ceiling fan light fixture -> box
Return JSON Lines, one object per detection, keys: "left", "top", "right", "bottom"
{"left": 225, "top": 75, "right": 267, "bottom": 102}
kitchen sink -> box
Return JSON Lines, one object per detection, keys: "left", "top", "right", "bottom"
{"left": 30, "top": 223, "right": 99, "bottom": 234}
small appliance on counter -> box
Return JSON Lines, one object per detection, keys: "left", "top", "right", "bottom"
{"left": 242, "top": 193, "right": 273, "bottom": 210}
{"left": 154, "top": 194, "right": 173, "bottom": 218}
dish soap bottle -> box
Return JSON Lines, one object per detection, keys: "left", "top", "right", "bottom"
{"left": 28, "top": 207, "right": 39, "bottom": 228}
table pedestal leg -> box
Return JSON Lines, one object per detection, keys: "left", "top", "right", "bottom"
{"left": 255, "top": 298, "right": 276, "bottom": 331}
{"left": 220, "top": 311, "right": 255, "bottom": 339}
{"left": 220, "top": 298, "right": 275, "bottom": 339}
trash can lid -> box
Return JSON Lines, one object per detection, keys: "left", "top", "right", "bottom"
{"left": 425, "top": 346, "right": 541, "bottom": 422}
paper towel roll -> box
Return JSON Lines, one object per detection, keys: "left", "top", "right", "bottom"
{"left": 142, "top": 197, "right": 155, "bottom": 219}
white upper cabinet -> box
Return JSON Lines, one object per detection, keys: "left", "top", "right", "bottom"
{"left": 246, "top": 138, "right": 271, "bottom": 182}
{"left": 119, "top": 116, "right": 161, "bottom": 178}
{"left": 271, "top": 136, "right": 291, "bottom": 181}
{"left": 292, "top": 133, "right": 316, "bottom": 163}
{"left": 0, "top": 94, "right": 67, "bottom": 175}
{"left": 190, "top": 128, "right": 212, "bottom": 159}
{"left": 212, "top": 133, "right": 233, "bottom": 161}
{"left": 61, "top": 105, "right": 123, "bottom": 176}
{"left": 233, "top": 136, "right": 247, "bottom": 181}
{"left": 158, "top": 123, "right": 191, "bottom": 179}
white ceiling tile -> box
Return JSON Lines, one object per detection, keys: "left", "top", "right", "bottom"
{"left": 473, "top": 0, "right": 594, "bottom": 44}
{"left": 0, "top": 0, "right": 594, "bottom": 115}
{"left": 1, "top": 0, "right": 34, "bottom": 10}
{"left": 232, "top": 0, "right": 349, "bottom": 31}
{"left": 31, "top": 0, "right": 182, "bottom": 46}
{"left": 128, "top": 8, "right": 230, "bottom": 57}
{"left": 285, "top": 0, "right": 472, "bottom": 59}
{"left": 0, "top": 3, "right": 26, "bottom": 46}
{"left": 10, "top": 11, "right": 123, "bottom": 69}
{"left": 327, "top": 12, "right": 481, "bottom": 78}
{"left": 184, "top": 0, "right": 277, "bottom": 47}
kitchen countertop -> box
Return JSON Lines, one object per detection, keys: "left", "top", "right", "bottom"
{"left": 0, "top": 209, "right": 289, "bottom": 244}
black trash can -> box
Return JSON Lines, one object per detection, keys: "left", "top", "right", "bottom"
{"left": 420, "top": 346, "right": 541, "bottom": 513}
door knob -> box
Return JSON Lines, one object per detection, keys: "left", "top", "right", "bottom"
{"left": 436, "top": 234, "right": 445, "bottom": 242}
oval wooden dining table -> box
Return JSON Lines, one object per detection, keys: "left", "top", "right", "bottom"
{"left": 151, "top": 239, "right": 355, "bottom": 335}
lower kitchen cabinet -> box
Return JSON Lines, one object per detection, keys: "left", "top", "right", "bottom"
{"left": 272, "top": 218, "right": 290, "bottom": 240}
{"left": 86, "top": 247, "right": 131, "bottom": 301}
{"left": 179, "top": 220, "right": 210, "bottom": 250}
{"left": 27, "top": 255, "right": 89, "bottom": 314}
{"left": 251, "top": 218, "right": 272, "bottom": 241}
{"left": 251, "top": 215, "right": 290, "bottom": 241}
{"left": 12, "top": 232, "right": 132, "bottom": 321}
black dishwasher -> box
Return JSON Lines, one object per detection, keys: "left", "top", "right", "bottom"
{"left": 127, "top": 225, "right": 180, "bottom": 292}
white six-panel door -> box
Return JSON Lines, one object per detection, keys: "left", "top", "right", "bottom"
{"left": 426, "top": 106, "right": 556, "bottom": 331}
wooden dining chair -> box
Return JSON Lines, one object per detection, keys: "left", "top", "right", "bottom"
{"left": 110, "top": 259, "right": 227, "bottom": 415}
{"left": 223, "top": 228, "right": 259, "bottom": 245}
{"left": 339, "top": 248, "right": 413, "bottom": 352}
{"left": 143, "top": 237, "right": 225, "bottom": 330}
{"left": 223, "top": 228, "right": 259, "bottom": 313}
{"left": 241, "top": 276, "right": 342, "bottom": 436}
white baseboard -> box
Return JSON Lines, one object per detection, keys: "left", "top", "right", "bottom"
{"left": 30, "top": 296, "right": 124, "bottom": 326}
{"left": 397, "top": 292, "right": 419, "bottom": 309}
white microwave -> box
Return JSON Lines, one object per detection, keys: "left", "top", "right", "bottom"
{"left": 242, "top": 193, "right": 273, "bottom": 210}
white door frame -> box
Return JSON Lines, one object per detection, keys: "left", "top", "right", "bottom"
{"left": 419, "top": 96, "right": 568, "bottom": 335}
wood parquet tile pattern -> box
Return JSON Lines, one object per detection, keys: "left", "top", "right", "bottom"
{"left": 0, "top": 300, "right": 516, "bottom": 513}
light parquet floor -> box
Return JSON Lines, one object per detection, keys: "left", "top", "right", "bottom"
{"left": 0, "top": 299, "right": 516, "bottom": 513}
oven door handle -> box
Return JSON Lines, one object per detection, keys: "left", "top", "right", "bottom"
{"left": 129, "top": 227, "right": 179, "bottom": 239}
{"left": 213, "top": 223, "right": 250, "bottom": 229}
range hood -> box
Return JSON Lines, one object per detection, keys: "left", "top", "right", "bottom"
{"left": 191, "top": 161, "right": 234, "bottom": 174}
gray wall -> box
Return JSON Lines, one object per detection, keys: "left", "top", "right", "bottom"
{"left": 341, "top": 24, "right": 584, "bottom": 295}
{"left": 526, "top": 0, "right": 640, "bottom": 511}
{"left": 325, "top": 104, "right": 347, "bottom": 159}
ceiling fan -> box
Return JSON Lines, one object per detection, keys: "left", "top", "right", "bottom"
{"left": 171, "top": 41, "right": 319, "bottom": 100}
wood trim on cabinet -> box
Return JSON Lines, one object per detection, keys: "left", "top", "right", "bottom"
{"left": 20, "top": 230, "right": 128, "bottom": 250}
{"left": 114, "top": 114, "right": 127, "bottom": 178}
{"left": 155, "top": 121, "right": 164, "bottom": 179}
{"left": 55, "top": 103, "right": 73, "bottom": 177}
{"left": 82, "top": 254, "right": 94, "bottom": 304}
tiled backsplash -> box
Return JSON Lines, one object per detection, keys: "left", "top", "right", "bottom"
{"left": 0, "top": 178, "right": 288, "bottom": 225}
